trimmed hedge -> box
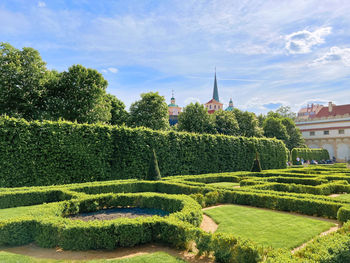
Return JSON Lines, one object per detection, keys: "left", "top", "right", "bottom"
{"left": 291, "top": 148, "right": 330, "bottom": 164}
{"left": 0, "top": 116, "right": 288, "bottom": 187}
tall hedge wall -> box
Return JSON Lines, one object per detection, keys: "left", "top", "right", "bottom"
{"left": 0, "top": 116, "right": 288, "bottom": 187}
{"left": 291, "top": 148, "right": 330, "bottom": 164}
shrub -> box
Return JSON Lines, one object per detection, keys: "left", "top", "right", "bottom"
{"left": 0, "top": 116, "right": 288, "bottom": 187}
{"left": 251, "top": 152, "right": 262, "bottom": 172}
{"left": 146, "top": 149, "right": 161, "bottom": 180}
{"left": 291, "top": 148, "right": 330, "bottom": 164}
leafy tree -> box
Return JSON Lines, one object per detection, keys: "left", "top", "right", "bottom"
{"left": 0, "top": 42, "right": 50, "bottom": 120}
{"left": 146, "top": 149, "right": 161, "bottom": 180}
{"left": 45, "top": 64, "right": 111, "bottom": 123}
{"left": 106, "top": 94, "right": 129, "bottom": 126}
{"left": 276, "top": 106, "right": 296, "bottom": 120}
{"left": 263, "top": 117, "right": 289, "bottom": 142}
{"left": 178, "top": 102, "right": 216, "bottom": 134}
{"left": 257, "top": 114, "right": 266, "bottom": 127}
{"left": 129, "top": 92, "right": 169, "bottom": 130}
{"left": 281, "top": 117, "right": 305, "bottom": 150}
{"left": 233, "top": 109, "right": 262, "bottom": 137}
{"left": 212, "top": 110, "right": 239, "bottom": 136}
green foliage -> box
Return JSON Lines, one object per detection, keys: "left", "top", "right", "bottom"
{"left": 0, "top": 42, "right": 49, "bottom": 120}
{"left": 107, "top": 94, "right": 129, "bottom": 126}
{"left": 129, "top": 92, "right": 169, "bottom": 130}
{"left": 147, "top": 149, "right": 161, "bottom": 180}
{"left": 281, "top": 118, "right": 305, "bottom": 150}
{"left": 263, "top": 117, "right": 289, "bottom": 142}
{"left": 275, "top": 105, "right": 297, "bottom": 120}
{"left": 45, "top": 64, "right": 111, "bottom": 123}
{"left": 0, "top": 116, "right": 288, "bottom": 187}
{"left": 232, "top": 108, "right": 262, "bottom": 137}
{"left": 291, "top": 148, "right": 330, "bottom": 164}
{"left": 251, "top": 153, "right": 262, "bottom": 172}
{"left": 0, "top": 43, "right": 119, "bottom": 124}
{"left": 177, "top": 102, "right": 216, "bottom": 134}
{"left": 212, "top": 110, "right": 239, "bottom": 136}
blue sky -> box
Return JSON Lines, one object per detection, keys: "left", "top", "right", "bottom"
{"left": 1, "top": 0, "right": 350, "bottom": 114}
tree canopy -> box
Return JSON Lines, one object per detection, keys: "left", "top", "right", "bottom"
{"left": 178, "top": 102, "right": 215, "bottom": 134}
{"left": 0, "top": 42, "right": 50, "bottom": 120}
{"left": 233, "top": 108, "right": 262, "bottom": 137}
{"left": 129, "top": 92, "right": 169, "bottom": 130}
{"left": 0, "top": 42, "right": 125, "bottom": 124}
{"left": 212, "top": 110, "right": 239, "bottom": 136}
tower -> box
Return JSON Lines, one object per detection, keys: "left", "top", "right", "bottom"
{"left": 204, "top": 70, "right": 223, "bottom": 114}
{"left": 225, "top": 98, "right": 234, "bottom": 111}
{"left": 168, "top": 90, "right": 182, "bottom": 125}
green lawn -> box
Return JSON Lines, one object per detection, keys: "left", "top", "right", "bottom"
{"left": 207, "top": 182, "right": 240, "bottom": 188}
{"left": 0, "top": 252, "right": 186, "bottom": 263}
{"left": 204, "top": 205, "right": 335, "bottom": 249}
{"left": 0, "top": 204, "right": 44, "bottom": 220}
{"left": 333, "top": 194, "right": 350, "bottom": 203}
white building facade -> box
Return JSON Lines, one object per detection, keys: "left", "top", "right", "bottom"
{"left": 296, "top": 102, "right": 350, "bottom": 162}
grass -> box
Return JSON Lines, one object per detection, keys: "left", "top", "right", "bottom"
{"left": 0, "top": 252, "right": 186, "bottom": 263}
{"left": 206, "top": 182, "right": 240, "bottom": 188}
{"left": 204, "top": 205, "right": 335, "bottom": 249}
{"left": 0, "top": 204, "right": 44, "bottom": 220}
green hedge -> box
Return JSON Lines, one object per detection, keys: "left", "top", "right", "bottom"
{"left": 291, "top": 148, "right": 330, "bottom": 164}
{"left": 0, "top": 116, "right": 288, "bottom": 187}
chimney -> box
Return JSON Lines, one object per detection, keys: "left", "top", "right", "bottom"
{"left": 328, "top": 102, "right": 333, "bottom": 112}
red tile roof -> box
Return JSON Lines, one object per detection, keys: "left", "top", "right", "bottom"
{"left": 316, "top": 104, "right": 350, "bottom": 118}
{"left": 205, "top": 99, "right": 223, "bottom": 105}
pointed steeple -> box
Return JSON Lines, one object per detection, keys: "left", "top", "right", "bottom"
{"left": 213, "top": 69, "right": 219, "bottom": 102}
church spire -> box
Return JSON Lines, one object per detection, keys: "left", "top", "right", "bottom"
{"left": 213, "top": 69, "right": 219, "bottom": 102}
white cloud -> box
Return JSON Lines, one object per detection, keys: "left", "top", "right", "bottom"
{"left": 184, "top": 97, "right": 201, "bottom": 104}
{"left": 285, "top": 27, "right": 332, "bottom": 54}
{"left": 107, "top": 67, "right": 118, "bottom": 73}
{"left": 37, "top": 1, "right": 46, "bottom": 8}
{"left": 311, "top": 46, "right": 350, "bottom": 66}
{"left": 101, "top": 67, "right": 119, "bottom": 74}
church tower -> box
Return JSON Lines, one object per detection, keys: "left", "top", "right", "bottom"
{"left": 168, "top": 91, "right": 182, "bottom": 125}
{"left": 225, "top": 98, "right": 234, "bottom": 111}
{"left": 204, "top": 71, "right": 223, "bottom": 114}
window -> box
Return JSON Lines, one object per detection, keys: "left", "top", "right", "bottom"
{"left": 210, "top": 105, "right": 212, "bottom": 109}
{"left": 339, "top": 129, "right": 345, "bottom": 134}
{"left": 310, "top": 131, "right": 315, "bottom": 136}
{"left": 214, "top": 105, "right": 216, "bottom": 109}
{"left": 324, "top": 130, "right": 329, "bottom": 135}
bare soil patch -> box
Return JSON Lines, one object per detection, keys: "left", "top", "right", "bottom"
{"left": 200, "top": 214, "right": 218, "bottom": 233}
{"left": 1, "top": 243, "right": 213, "bottom": 263}
{"left": 68, "top": 207, "right": 169, "bottom": 221}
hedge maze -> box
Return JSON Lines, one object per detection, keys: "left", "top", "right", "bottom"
{"left": 1, "top": 164, "right": 350, "bottom": 262}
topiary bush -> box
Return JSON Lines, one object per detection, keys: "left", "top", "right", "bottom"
{"left": 146, "top": 149, "right": 161, "bottom": 180}
{"left": 251, "top": 152, "right": 262, "bottom": 172}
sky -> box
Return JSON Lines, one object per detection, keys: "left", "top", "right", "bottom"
{"left": 1, "top": 0, "right": 350, "bottom": 114}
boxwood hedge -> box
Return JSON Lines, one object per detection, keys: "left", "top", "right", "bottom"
{"left": 291, "top": 148, "right": 330, "bottom": 164}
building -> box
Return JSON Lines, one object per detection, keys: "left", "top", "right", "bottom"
{"left": 297, "top": 103, "right": 323, "bottom": 120}
{"left": 295, "top": 102, "right": 350, "bottom": 162}
{"left": 204, "top": 72, "right": 223, "bottom": 114}
{"left": 168, "top": 92, "right": 182, "bottom": 126}
{"left": 225, "top": 98, "right": 234, "bottom": 111}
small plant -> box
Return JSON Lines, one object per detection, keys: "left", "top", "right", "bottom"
{"left": 146, "top": 149, "right": 161, "bottom": 180}
{"left": 251, "top": 152, "right": 262, "bottom": 172}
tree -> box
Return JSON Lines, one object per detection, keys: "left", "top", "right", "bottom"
{"left": 212, "top": 110, "right": 239, "bottom": 136}
{"left": 129, "top": 92, "right": 169, "bottom": 130}
{"left": 146, "top": 149, "right": 161, "bottom": 180}
{"left": 45, "top": 64, "right": 111, "bottom": 123}
{"left": 106, "top": 94, "right": 129, "bottom": 126}
{"left": 233, "top": 109, "right": 263, "bottom": 137}
{"left": 177, "top": 102, "right": 216, "bottom": 134}
{"left": 263, "top": 117, "right": 289, "bottom": 142}
{"left": 276, "top": 106, "right": 296, "bottom": 120}
{"left": 281, "top": 117, "right": 305, "bottom": 150}
{"left": 0, "top": 42, "right": 49, "bottom": 120}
